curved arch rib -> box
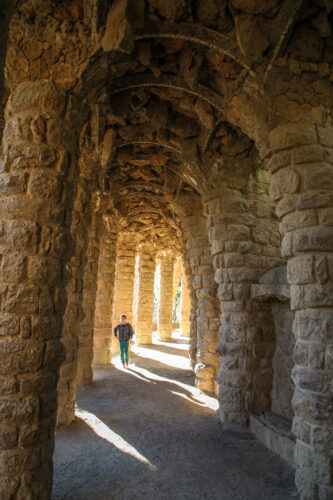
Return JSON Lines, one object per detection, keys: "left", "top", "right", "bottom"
{"left": 135, "top": 22, "right": 254, "bottom": 75}
{"left": 109, "top": 74, "right": 225, "bottom": 112}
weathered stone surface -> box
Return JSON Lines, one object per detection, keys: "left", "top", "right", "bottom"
{"left": 0, "top": 3, "right": 332, "bottom": 499}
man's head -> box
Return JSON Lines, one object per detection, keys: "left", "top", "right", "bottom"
{"left": 120, "top": 314, "right": 127, "bottom": 324}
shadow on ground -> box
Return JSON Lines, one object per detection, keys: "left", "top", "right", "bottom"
{"left": 52, "top": 335, "right": 298, "bottom": 500}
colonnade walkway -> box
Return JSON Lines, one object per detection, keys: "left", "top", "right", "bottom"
{"left": 52, "top": 332, "right": 298, "bottom": 500}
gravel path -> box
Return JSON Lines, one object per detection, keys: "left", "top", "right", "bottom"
{"left": 52, "top": 335, "right": 298, "bottom": 500}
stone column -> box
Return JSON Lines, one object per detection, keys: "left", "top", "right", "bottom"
{"left": 268, "top": 122, "right": 333, "bottom": 500}
{"left": 172, "top": 256, "right": 182, "bottom": 320}
{"left": 76, "top": 212, "right": 101, "bottom": 386}
{"left": 0, "top": 81, "right": 80, "bottom": 498}
{"left": 157, "top": 252, "right": 174, "bottom": 341}
{"left": 181, "top": 213, "right": 220, "bottom": 394}
{"left": 93, "top": 218, "right": 117, "bottom": 364}
{"left": 132, "top": 255, "right": 139, "bottom": 332}
{"left": 57, "top": 176, "right": 92, "bottom": 426}
{"left": 0, "top": 1, "right": 13, "bottom": 99}
{"left": 203, "top": 185, "right": 279, "bottom": 426}
{"left": 135, "top": 245, "right": 156, "bottom": 345}
{"left": 180, "top": 269, "right": 191, "bottom": 338}
{"left": 111, "top": 234, "right": 136, "bottom": 355}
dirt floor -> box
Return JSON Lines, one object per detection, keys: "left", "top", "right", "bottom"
{"left": 52, "top": 333, "right": 298, "bottom": 500}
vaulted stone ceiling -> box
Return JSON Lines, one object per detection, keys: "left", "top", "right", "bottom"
{"left": 4, "top": 0, "right": 332, "bottom": 248}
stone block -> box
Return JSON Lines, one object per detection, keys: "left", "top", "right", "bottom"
{"left": 295, "top": 440, "right": 332, "bottom": 485}
{"left": 268, "top": 150, "right": 291, "bottom": 173}
{"left": 228, "top": 267, "right": 257, "bottom": 282}
{"left": 28, "top": 256, "right": 61, "bottom": 286}
{"left": 294, "top": 227, "right": 333, "bottom": 252}
{"left": 295, "top": 309, "right": 333, "bottom": 343}
{"left": 9, "top": 80, "right": 66, "bottom": 115}
{"left": 292, "top": 387, "right": 333, "bottom": 426}
{"left": 218, "top": 386, "right": 244, "bottom": 412}
{"left": 292, "top": 366, "right": 332, "bottom": 394}
{"left": 0, "top": 474, "right": 20, "bottom": 498}
{"left": 0, "top": 173, "right": 27, "bottom": 195}
{"left": 0, "top": 426, "right": 18, "bottom": 449}
{"left": 276, "top": 195, "right": 296, "bottom": 218}
{"left": 217, "top": 283, "right": 233, "bottom": 300}
{"left": 281, "top": 233, "right": 293, "bottom": 258}
{"left": 295, "top": 469, "right": 317, "bottom": 500}
{"left": 301, "top": 163, "right": 333, "bottom": 191}
{"left": 318, "top": 484, "right": 333, "bottom": 500}
{"left": 287, "top": 256, "right": 313, "bottom": 285}
{"left": 297, "top": 190, "right": 333, "bottom": 211}
{"left": 0, "top": 338, "right": 44, "bottom": 375}
{"left": 227, "top": 224, "right": 250, "bottom": 241}
{"left": 318, "top": 208, "right": 333, "bottom": 227}
{"left": 270, "top": 167, "right": 300, "bottom": 201}
{"left": 0, "top": 396, "right": 38, "bottom": 425}
{"left": 219, "top": 370, "right": 250, "bottom": 389}
{"left": 0, "top": 376, "right": 17, "bottom": 396}
{"left": 224, "top": 252, "right": 244, "bottom": 267}
{"left": 293, "top": 342, "right": 309, "bottom": 365}
{"left": 317, "top": 126, "right": 333, "bottom": 147}
{"left": 308, "top": 343, "right": 325, "bottom": 369}
{"left": 0, "top": 315, "right": 20, "bottom": 336}
{"left": 5, "top": 221, "right": 40, "bottom": 253}
{"left": 293, "top": 144, "right": 324, "bottom": 164}
{"left": 269, "top": 122, "right": 317, "bottom": 152}
{"left": 202, "top": 274, "right": 215, "bottom": 287}
{"left": 1, "top": 254, "right": 27, "bottom": 283}
{"left": 281, "top": 210, "right": 317, "bottom": 234}
{"left": 311, "top": 426, "right": 333, "bottom": 456}
{"left": 292, "top": 417, "right": 311, "bottom": 444}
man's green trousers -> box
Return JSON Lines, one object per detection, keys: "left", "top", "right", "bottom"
{"left": 119, "top": 341, "right": 129, "bottom": 364}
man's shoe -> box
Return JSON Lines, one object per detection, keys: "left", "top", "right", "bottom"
{"left": 126, "top": 361, "right": 129, "bottom": 367}
{"left": 123, "top": 363, "right": 126, "bottom": 368}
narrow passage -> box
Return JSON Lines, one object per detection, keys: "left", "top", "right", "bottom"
{"left": 52, "top": 333, "right": 298, "bottom": 500}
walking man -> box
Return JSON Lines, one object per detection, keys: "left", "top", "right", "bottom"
{"left": 114, "top": 314, "right": 134, "bottom": 368}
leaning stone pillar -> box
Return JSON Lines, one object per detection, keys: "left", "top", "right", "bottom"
{"left": 135, "top": 245, "right": 156, "bottom": 345}
{"left": 93, "top": 217, "right": 117, "bottom": 364}
{"left": 268, "top": 122, "right": 333, "bottom": 500}
{"left": 0, "top": 81, "right": 79, "bottom": 498}
{"left": 111, "top": 234, "right": 136, "bottom": 355}
{"left": 180, "top": 269, "right": 191, "bottom": 338}
{"left": 76, "top": 212, "right": 101, "bottom": 386}
{"left": 157, "top": 252, "right": 174, "bottom": 341}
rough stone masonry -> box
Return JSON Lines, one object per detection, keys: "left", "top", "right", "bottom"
{"left": 0, "top": 1, "right": 332, "bottom": 499}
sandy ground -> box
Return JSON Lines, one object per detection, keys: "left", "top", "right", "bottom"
{"left": 52, "top": 333, "right": 298, "bottom": 500}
